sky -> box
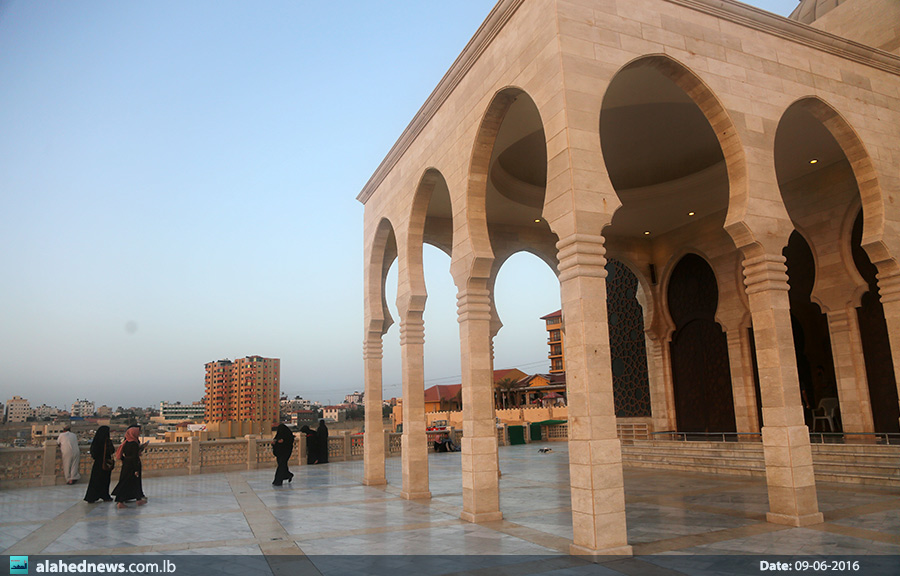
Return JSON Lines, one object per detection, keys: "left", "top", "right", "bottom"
{"left": 0, "top": 0, "right": 799, "bottom": 409}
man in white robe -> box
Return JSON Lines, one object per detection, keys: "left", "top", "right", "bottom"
{"left": 58, "top": 427, "right": 81, "bottom": 484}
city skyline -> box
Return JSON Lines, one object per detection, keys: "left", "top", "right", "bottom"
{"left": 0, "top": 1, "right": 798, "bottom": 408}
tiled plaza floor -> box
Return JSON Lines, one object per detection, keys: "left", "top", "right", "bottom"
{"left": 2, "top": 443, "right": 898, "bottom": 575}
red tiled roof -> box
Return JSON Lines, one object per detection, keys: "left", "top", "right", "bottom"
{"left": 493, "top": 368, "right": 526, "bottom": 383}
{"left": 423, "top": 384, "right": 461, "bottom": 403}
{"left": 540, "top": 309, "right": 562, "bottom": 320}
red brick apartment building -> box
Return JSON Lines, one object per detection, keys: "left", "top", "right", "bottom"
{"left": 204, "top": 356, "right": 280, "bottom": 425}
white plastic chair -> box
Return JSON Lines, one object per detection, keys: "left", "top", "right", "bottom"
{"left": 812, "top": 398, "right": 839, "bottom": 431}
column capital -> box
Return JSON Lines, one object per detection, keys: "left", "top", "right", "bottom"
{"left": 363, "top": 337, "right": 383, "bottom": 360}
{"left": 556, "top": 234, "right": 608, "bottom": 283}
{"left": 742, "top": 254, "right": 789, "bottom": 295}
{"left": 825, "top": 307, "right": 852, "bottom": 331}
{"left": 456, "top": 287, "right": 492, "bottom": 322}
{"left": 876, "top": 270, "right": 900, "bottom": 303}
{"left": 399, "top": 314, "right": 425, "bottom": 346}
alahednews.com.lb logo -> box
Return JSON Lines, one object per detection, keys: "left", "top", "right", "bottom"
{"left": 10, "top": 556, "right": 28, "bottom": 575}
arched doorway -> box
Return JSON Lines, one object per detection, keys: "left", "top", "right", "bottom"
{"left": 783, "top": 231, "right": 839, "bottom": 430}
{"left": 667, "top": 254, "right": 736, "bottom": 433}
{"left": 852, "top": 212, "right": 900, "bottom": 433}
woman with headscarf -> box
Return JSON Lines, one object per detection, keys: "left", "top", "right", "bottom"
{"left": 299, "top": 425, "right": 318, "bottom": 465}
{"left": 112, "top": 425, "right": 147, "bottom": 509}
{"left": 84, "top": 425, "right": 115, "bottom": 503}
{"left": 272, "top": 424, "right": 295, "bottom": 486}
{"left": 316, "top": 419, "right": 329, "bottom": 464}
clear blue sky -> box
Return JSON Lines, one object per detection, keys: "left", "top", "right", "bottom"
{"left": 0, "top": 1, "right": 799, "bottom": 409}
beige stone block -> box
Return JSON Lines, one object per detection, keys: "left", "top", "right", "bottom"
{"left": 571, "top": 511, "right": 597, "bottom": 548}
{"left": 593, "top": 511, "right": 629, "bottom": 549}
{"left": 767, "top": 485, "right": 800, "bottom": 517}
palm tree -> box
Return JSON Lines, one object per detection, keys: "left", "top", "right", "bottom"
{"left": 496, "top": 377, "right": 519, "bottom": 409}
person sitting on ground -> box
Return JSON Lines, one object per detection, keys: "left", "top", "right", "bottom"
{"left": 433, "top": 433, "right": 458, "bottom": 453}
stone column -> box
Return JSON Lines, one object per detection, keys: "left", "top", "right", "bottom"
{"left": 876, "top": 271, "right": 900, "bottom": 429}
{"left": 645, "top": 335, "right": 673, "bottom": 433}
{"left": 558, "top": 233, "right": 632, "bottom": 557}
{"left": 41, "top": 439, "right": 58, "bottom": 486}
{"left": 458, "top": 282, "right": 502, "bottom": 523}
{"left": 246, "top": 435, "right": 258, "bottom": 470}
{"left": 401, "top": 310, "right": 431, "bottom": 499}
{"left": 188, "top": 436, "right": 200, "bottom": 475}
{"left": 826, "top": 307, "right": 874, "bottom": 433}
{"left": 727, "top": 328, "right": 761, "bottom": 434}
{"left": 743, "top": 254, "right": 823, "bottom": 527}
{"left": 363, "top": 334, "right": 386, "bottom": 485}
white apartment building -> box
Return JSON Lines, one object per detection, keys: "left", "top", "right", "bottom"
{"left": 159, "top": 401, "right": 205, "bottom": 421}
{"left": 344, "top": 391, "right": 364, "bottom": 405}
{"left": 6, "top": 396, "right": 33, "bottom": 423}
{"left": 322, "top": 406, "right": 346, "bottom": 422}
{"left": 70, "top": 399, "right": 95, "bottom": 418}
{"left": 33, "top": 404, "right": 59, "bottom": 420}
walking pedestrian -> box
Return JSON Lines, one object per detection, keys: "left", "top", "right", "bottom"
{"left": 112, "top": 425, "right": 148, "bottom": 509}
{"left": 272, "top": 424, "right": 295, "bottom": 486}
{"left": 84, "top": 425, "right": 115, "bottom": 503}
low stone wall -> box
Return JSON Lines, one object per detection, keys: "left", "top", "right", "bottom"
{"left": 0, "top": 432, "right": 394, "bottom": 489}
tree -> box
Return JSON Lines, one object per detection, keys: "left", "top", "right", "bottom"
{"left": 496, "top": 377, "right": 519, "bottom": 409}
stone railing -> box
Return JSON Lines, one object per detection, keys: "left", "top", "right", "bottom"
{"left": 2, "top": 424, "right": 580, "bottom": 488}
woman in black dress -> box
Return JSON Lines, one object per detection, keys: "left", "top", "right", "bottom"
{"left": 272, "top": 424, "right": 295, "bottom": 486}
{"left": 112, "top": 425, "right": 147, "bottom": 509}
{"left": 300, "top": 425, "right": 318, "bottom": 465}
{"left": 84, "top": 425, "right": 114, "bottom": 503}
{"left": 316, "top": 420, "right": 329, "bottom": 464}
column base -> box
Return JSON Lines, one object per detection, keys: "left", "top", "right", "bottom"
{"left": 460, "top": 510, "right": 503, "bottom": 523}
{"left": 362, "top": 477, "right": 387, "bottom": 486}
{"left": 401, "top": 490, "right": 431, "bottom": 500}
{"left": 766, "top": 511, "right": 824, "bottom": 527}
{"left": 569, "top": 543, "right": 633, "bottom": 559}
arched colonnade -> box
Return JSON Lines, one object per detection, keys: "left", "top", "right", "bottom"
{"left": 358, "top": 0, "right": 900, "bottom": 557}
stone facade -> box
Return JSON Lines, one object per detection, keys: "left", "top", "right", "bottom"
{"left": 358, "top": 0, "right": 900, "bottom": 556}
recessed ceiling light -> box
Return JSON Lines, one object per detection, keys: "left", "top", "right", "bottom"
{"left": 688, "top": 211, "right": 695, "bottom": 216}
{"left": 644, "top": 231, "right": 650, "bottom": 236}
{"left": 809, "top": 159, "right": 818, "bottom": 164}
{"left": 534, "top": 219, "right": 541, "bottom": 223}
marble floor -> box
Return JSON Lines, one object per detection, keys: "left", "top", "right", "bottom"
{"left": 2, "top": 443, "right": 898, "bottom": 575}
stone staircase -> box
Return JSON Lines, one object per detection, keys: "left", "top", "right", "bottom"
{"left": 620, "top": 440, "right": 900, "bottom": 487}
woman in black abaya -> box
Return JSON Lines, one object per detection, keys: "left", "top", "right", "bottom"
{"left": 272, "top": 424, "right": 295, "bottom": 486}
{"left": 316, "top": 419, "right": 329, "bottom": 464}
{"left": 112, "top": 425, "right": 147, "bottom": 509}
{"left": 300, "top": 425, "right": 318, "bottom": 465}
{"left": 84, "top": 425, "right": 114, "bottom": 503}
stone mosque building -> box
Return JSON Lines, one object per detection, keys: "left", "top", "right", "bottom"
{"left": 357, "top": 0, "right": 900, "bottom": 557}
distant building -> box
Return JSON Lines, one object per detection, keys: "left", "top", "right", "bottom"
{"left": 321, "top": 406, "right": 346, "bottom": 422}
{"left": 204, "top": 356, "right": 280, "bottom": 425}
{"left": 280, "top": 396, "right": 311, "bottom": 412}
{"left": 71, "top": 399, "right": 95, "bottom": 418}
{"left": 33, "top": 404, "right": 59, "bottom": 420}
{"left": 423, "top": 385, "right": 461, "bottom": 413}
{"left": 291, "top": 410, "right": 319, "bottom": 427}
{"left": 6, "top": 396, "right": 32, "bottom": 423}
{"left": 160, "top": 401, "right": 205, "bottom": 421}
{"left": 96, "top": 405, "right": 112, "bottom": 418}
{"left": 344, "top": 391, "right": 364, "bottom": 405}
{"left": 32, "top": 422, "right": 67, "bottom": 442}
{"left": 541, "top": 310, "right": 565, "bottom": 374}
{"left": 0, "top": 401, "right": 4, "bottom": 423}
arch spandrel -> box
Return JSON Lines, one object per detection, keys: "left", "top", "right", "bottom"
{"left": 788, "top": 97, "right": 897, "bottom": 277}
{"left": 364, "top": 217, "right": 399, "bottom": 337}
{"left": 775, "top": 96, "right": 898, "bottom": 306}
